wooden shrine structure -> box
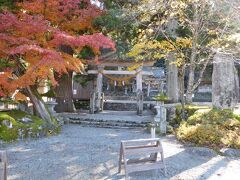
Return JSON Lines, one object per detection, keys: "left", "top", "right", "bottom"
{"left": 71, "top": 51, "right": 180, "bottom": 114}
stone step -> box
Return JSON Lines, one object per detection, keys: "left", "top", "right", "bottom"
{"left": 67, "top": 118, "right": 149, "bottom": 129}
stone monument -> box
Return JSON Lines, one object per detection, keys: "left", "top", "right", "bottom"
{"left": 212, "top": 52, "right": 239, "bottom": 109}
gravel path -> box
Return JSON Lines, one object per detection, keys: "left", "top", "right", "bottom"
{"left": 2, "top": 125, "right": 240, "bottom": 180}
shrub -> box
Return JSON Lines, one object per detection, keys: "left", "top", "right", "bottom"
{"left": 153, "top": 92, "right": 169, "bottom": 102}
{"left": 176, "top": 108, "right": 240, "bottom": 149}
{"left": 170, "top": 105, "right": 210, "bottom": 127}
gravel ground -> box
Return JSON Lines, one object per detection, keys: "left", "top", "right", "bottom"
{"left": 1, "top": 125, "right": 240, "bottom": 180}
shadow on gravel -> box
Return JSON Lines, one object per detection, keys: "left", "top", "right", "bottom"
{"left": 199, "top": 158, "right": 229, "bottom": 179}
{"left": 164, "top": 149, "right": 214, "bottom": 178}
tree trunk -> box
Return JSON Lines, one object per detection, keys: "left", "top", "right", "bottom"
{"left": 186, "top": 4, "right": 199, "bottom": 104}
{"left": 186, "top": 68, "right": 195, "bottom": 104}
{"left": 26, "top": 86, "right": 55, "bottom": 127}
{"left": 54, "top": 72, "right": 75, "bottom": 113}
{"left": 53, "top": 45, "right": 75, "bottom": 113}
{"left": 179, "top": 65, "right": 187, "bottom": 120}
{"left": 186, "top": 35, "right": 197, "bottom": 104}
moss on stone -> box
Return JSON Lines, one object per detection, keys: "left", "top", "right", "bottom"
{"left": 0, "top": 110, "right": 48, "bottom": 142}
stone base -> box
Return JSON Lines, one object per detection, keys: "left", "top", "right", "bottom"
{"left": 58, "top": 111, "right": 153, "bottom": 128}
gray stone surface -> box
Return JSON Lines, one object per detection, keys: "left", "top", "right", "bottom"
{"left": 104, "top": 102, "right": 138, "bottom": 111}
{"left": 186, "top": 147, "right": 217, "bottom": 158}
{"left": 1, "top": 125, "right": 240, "bottom": 180}
{"left": 221, "top": 148, "right": 240, "bottom": 157}
{"left": 212, "top": 52, "right": 239, "bottom": 109}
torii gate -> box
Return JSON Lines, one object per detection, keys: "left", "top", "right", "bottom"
{"left": 88, "top": 66, "right": 154, "bottom": 115}
{"left": 86, "top": 55, "right": 179, "bottom": 114}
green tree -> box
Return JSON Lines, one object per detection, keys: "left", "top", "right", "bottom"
{"left": 125, "top": 0, "right": 240, "bottom": 104}
{"left": 94, "top": 0, "right": 140, "bottom": 59}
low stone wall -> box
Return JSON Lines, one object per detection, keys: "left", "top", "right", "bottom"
{"left": 104, "top": 103, "right": 150, "bottom": 111}
{"left": 104, "top": 103, "right": 136, "bottom": 111}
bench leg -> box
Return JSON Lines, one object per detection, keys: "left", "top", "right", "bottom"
{"left": 118, "top": 144, "right": 123, "bottom": 173}
{"left": 0, "top": 151, "right": 7, "bottom": 180}
{"left": 122, "top": 143, "right": 129, "bottom": 179}
{"left": 160, "top": 152, "right": 167, "bottom": 176}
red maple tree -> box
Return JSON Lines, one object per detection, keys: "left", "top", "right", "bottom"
{"left": 0, "top": 0, "right": 115, "bottom": 125}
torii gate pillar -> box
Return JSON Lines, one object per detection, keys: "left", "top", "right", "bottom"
{"left": 136, "top": 66, "right": 143, "bottom": 91}
{"left": 96, "top": 66, "right": 104, "bottom": 111}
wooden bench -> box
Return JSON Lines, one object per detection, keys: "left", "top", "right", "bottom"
{"left": 0, "top": 151, "right": 7, "bottom": 180}
{"left": 118, "top": 138, "right": 166, "bottom": 179}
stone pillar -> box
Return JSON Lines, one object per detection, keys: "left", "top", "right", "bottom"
{"left": 167, "top": 54, "right": 179, "bottom": 103}
{"left": 154, "top": 103, "right": 167, "bottom": 135}
{"left": 151, "top": 126, "right": 156, "bottom": 138}
{"left": 136, "top": 67, "right": 143, "bottom": 91}
{"left": 212, "top": 52, "right": 239, "bottom": 109}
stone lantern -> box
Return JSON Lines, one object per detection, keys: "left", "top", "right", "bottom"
{"left": 151, "top": 102, "right": 167, "bottom": 137}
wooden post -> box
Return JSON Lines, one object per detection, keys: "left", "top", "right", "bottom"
{"left": 89, "top": 91, "right": 96, "bottom": 114}
{"left": 136, "top": 66, "right": 143, "bottom": 91}
{"left": 147, "top": 82, "right": 151, "bottom": 97}
{"left": 97, "top": 72, "right": 103, "bottom": 94}
{"left": 137, "top": 90, "right": 143, "bottom": 116}
{"left": 124, "top": 86, "right": 128, "bottom": 95}
{"left": 0, "top": 151, "right": 7, "bottom": 180}
{"left": 136, "top": 66, "right": 143, "bottom": 114}
{"left": 100, "top": 92, "right": 104, "bottom": 112}
{"left": 136, "top": 73, "right": 142, "bottom": 91}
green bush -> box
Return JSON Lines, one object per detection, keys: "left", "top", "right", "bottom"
{"left": 153, "top": 92, "right": 169, "bottom": 102}
{"left": 170, "top": 105, "right": 210, "bottom": 127}
{"left": 176, "top": 108, "right": 240, "bottom": 149}
{"left": 0, "top": 110, "right": 47, "bottom": 142}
